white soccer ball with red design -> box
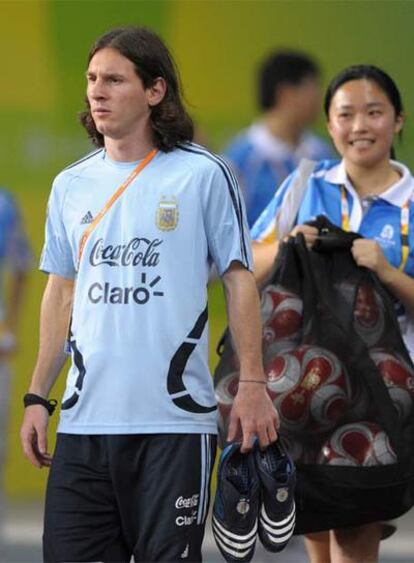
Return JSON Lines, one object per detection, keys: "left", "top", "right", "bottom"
{"left": 215, "top": 371, "right": 239, "bottom": 439}
{"left": 345, "top": 380, "right": 370, "bottom": 421}
{"left": 265, "top": 351, "right": 302, "bottom": 399}
{"left": 266, "top": 345, "right": 350, "bottom": 433}
{"left": 229, "top": 353, "right": 240, "bottom": 372}
{"left": 318, "top": 422, "right": 396, "bottom": 466}
{"left": 261, "top": 285, "right": 303, "bottom": 348}
{"left": 281, "top": 435, "right": 317, "bottom": 464}
{"left": 353, "top": 284, "right": 385, "bottom": 347}
{"left": 370, "top": 348, "right": 414, "bottom": 420}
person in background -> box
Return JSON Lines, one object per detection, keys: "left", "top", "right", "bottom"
{"left": 252, "top": 64, "right": 413, "bottom": 563}
{"left": 225, "top": 50, "right": 334, "bottom": 227}
{"left": 0, "top": 189, "right": 32, "bottom": 499}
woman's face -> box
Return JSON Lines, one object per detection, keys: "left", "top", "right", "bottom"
{"left": 327, "top": 79, "right": 403, "bottom": 168}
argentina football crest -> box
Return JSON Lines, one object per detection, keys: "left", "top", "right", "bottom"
{"left": 156, "top": 197, "right": 179, "bottom": 231}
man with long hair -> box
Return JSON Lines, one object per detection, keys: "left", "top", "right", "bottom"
{"left": 20, "top": 27, "right": 278, "bottom": 562}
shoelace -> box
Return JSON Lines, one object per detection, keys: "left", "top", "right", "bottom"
{"left": 259, "top": 452, "right": 292, "bottom": 483}
{"left": 228, "top": 462, "right": 251, "bottom": 494}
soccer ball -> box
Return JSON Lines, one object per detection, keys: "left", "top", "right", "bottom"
{"left": 370, "top": 348, "right": 414, "bottom": 420}
{"left": 265, "top": 351, "right": 302, "bottom": 398}
{"left": 280, "top": 435, "right": 317, "bottom": 464}
{"left": 266, "top": 345, "right": 350, "bottom": 433}
{"left": 260, "top": 284, "right": 297, "bottom": 322}
{"left": 215, "top": 371, "right": 239, "bottom": 440}
{"left": 261, "top": 285, "right": 303, "bottom": 346}
{"left": 345, "top": 380, "right": 370, "bottom": 422}
{"left": 263, "top": 339, "right": 297, "bottom": 363}
{"left": 215, "top": 371, "right": 239, "bottom": 413}
{"left": 229, "top": 353, "right": 240, "bottom": 371}
{"left": 353, "top": 284, "right": 385, "bottom": 347}
{"left": 318, "top": 422, "right": 396, "bottom": 466}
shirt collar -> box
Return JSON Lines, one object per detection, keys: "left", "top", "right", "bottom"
{"left": 248, "top": 122, "right": 313, "bottom": 162}
{"left": 324, "top": 159, "right": 414, "bottom": 206}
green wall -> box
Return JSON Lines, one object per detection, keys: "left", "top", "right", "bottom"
{"left": 3, "top": 0, "right": 414, "bottom": 497}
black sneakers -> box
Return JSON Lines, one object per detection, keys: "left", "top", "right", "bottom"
{"left": 212, "top": 443, "right": 260, "bottom": 562}
{"left": 212, "top": 441, "right": 296, "bottom": 562}
{"left": 254, "top": 440, "right": 296, "bottom": 552}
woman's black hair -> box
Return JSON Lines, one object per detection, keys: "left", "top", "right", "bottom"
{"left": 80, "top": 26, "right": 193, "bottom": 152}
{"left": 324, "top": 65, "right": 403, "bottom": 159}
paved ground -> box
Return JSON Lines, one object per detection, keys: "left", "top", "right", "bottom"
{"left": 0, "top": 502, "right": 413, "bottom": 562}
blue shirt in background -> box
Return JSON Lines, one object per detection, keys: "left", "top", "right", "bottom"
{"left": 224, "top": 122, "right": 333, "bottom": 227}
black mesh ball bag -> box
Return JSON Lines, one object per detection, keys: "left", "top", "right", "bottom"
{"left": 214, "top": 215, "right": 414, "bottom": 533}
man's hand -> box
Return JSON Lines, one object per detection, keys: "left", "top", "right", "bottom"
{"left": 227, "top": 382, "right": 279, "bottom": 453}
{"left": 20, "top": 274, "right": 73, "bottom": 469}
{"left": 351, "top": 239, "right": 395, "bottom": 283}
{"left": 20, "top": 406, "right": 52, "bottom": 468}
{"left": 289, "top": 224, "right": 319, "bottom": 248}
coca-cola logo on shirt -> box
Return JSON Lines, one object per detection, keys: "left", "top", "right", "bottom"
{"left": 89, "top": 237, "right": 162, "bottom": 267}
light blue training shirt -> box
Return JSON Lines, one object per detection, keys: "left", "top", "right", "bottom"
{"left": 40, "top": 143, "right": 253, "bottom": 435}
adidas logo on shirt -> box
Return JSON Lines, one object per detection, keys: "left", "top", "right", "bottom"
{"left": 80, "top": 211, "right": 94, "bottom": 224}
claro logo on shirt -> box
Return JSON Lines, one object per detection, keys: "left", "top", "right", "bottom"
{"left": 86, "top": 237, "right": 164, "bottom": 305}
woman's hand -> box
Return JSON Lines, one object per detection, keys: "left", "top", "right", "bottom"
{"left": 351, "top": 239, "right": 395, "bottom": 283}
{"left": 289, "top": 224, "right": 319, "bottom": 248}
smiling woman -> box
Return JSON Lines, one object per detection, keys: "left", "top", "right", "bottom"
{"left": 325, "top": 65, "right": 404, "bottom": 180}
{"left": 251, "top": 65, "right": 414, "bottom": 563}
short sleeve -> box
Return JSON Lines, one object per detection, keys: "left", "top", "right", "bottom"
{"left": 223, "top": 139, "right": 253, "bottom": 217}
{"left": 39, "top": 179, "right": 76, "bottom": 279}
{"left": 203, "top": 160, "right": 253, "bottom": 277}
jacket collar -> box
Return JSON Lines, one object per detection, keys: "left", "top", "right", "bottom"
{"left": 324, "top": 159, "right": 414, "bottom": 206}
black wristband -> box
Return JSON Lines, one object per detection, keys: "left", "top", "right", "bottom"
{"left": 23, "top": 393, "right": 58, "bottom": 415}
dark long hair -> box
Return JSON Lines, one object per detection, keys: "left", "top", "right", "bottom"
{"left": 80, "top": 26, "right": 194, "bottom": 152}
{"left": 324, "top": 65, "right": 403, "bottom": 159}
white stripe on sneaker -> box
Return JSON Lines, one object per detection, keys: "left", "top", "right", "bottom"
{"left": 261, "top": 527, "right": 295, "bottom": 544}
{"left": 260, "top": 502, "right": 295, "bottom": 528}
{"left": 212, "top": 515, "right": 258, "bottom": 541}
{"left": 212, "top": 520, "right": 257, "bottom": 550}
{"left": 260, "top": 516, "right": 296, "bottom": 537}
{"left": 214, "top": 534, "right": 254, "bottom": 560}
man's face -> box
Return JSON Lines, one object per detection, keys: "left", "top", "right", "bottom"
{"left": 86, "top": 47, "right": 152, "bottom": 141}
{"left": 278, "top": 76, "right": 321, "bottom": 127}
